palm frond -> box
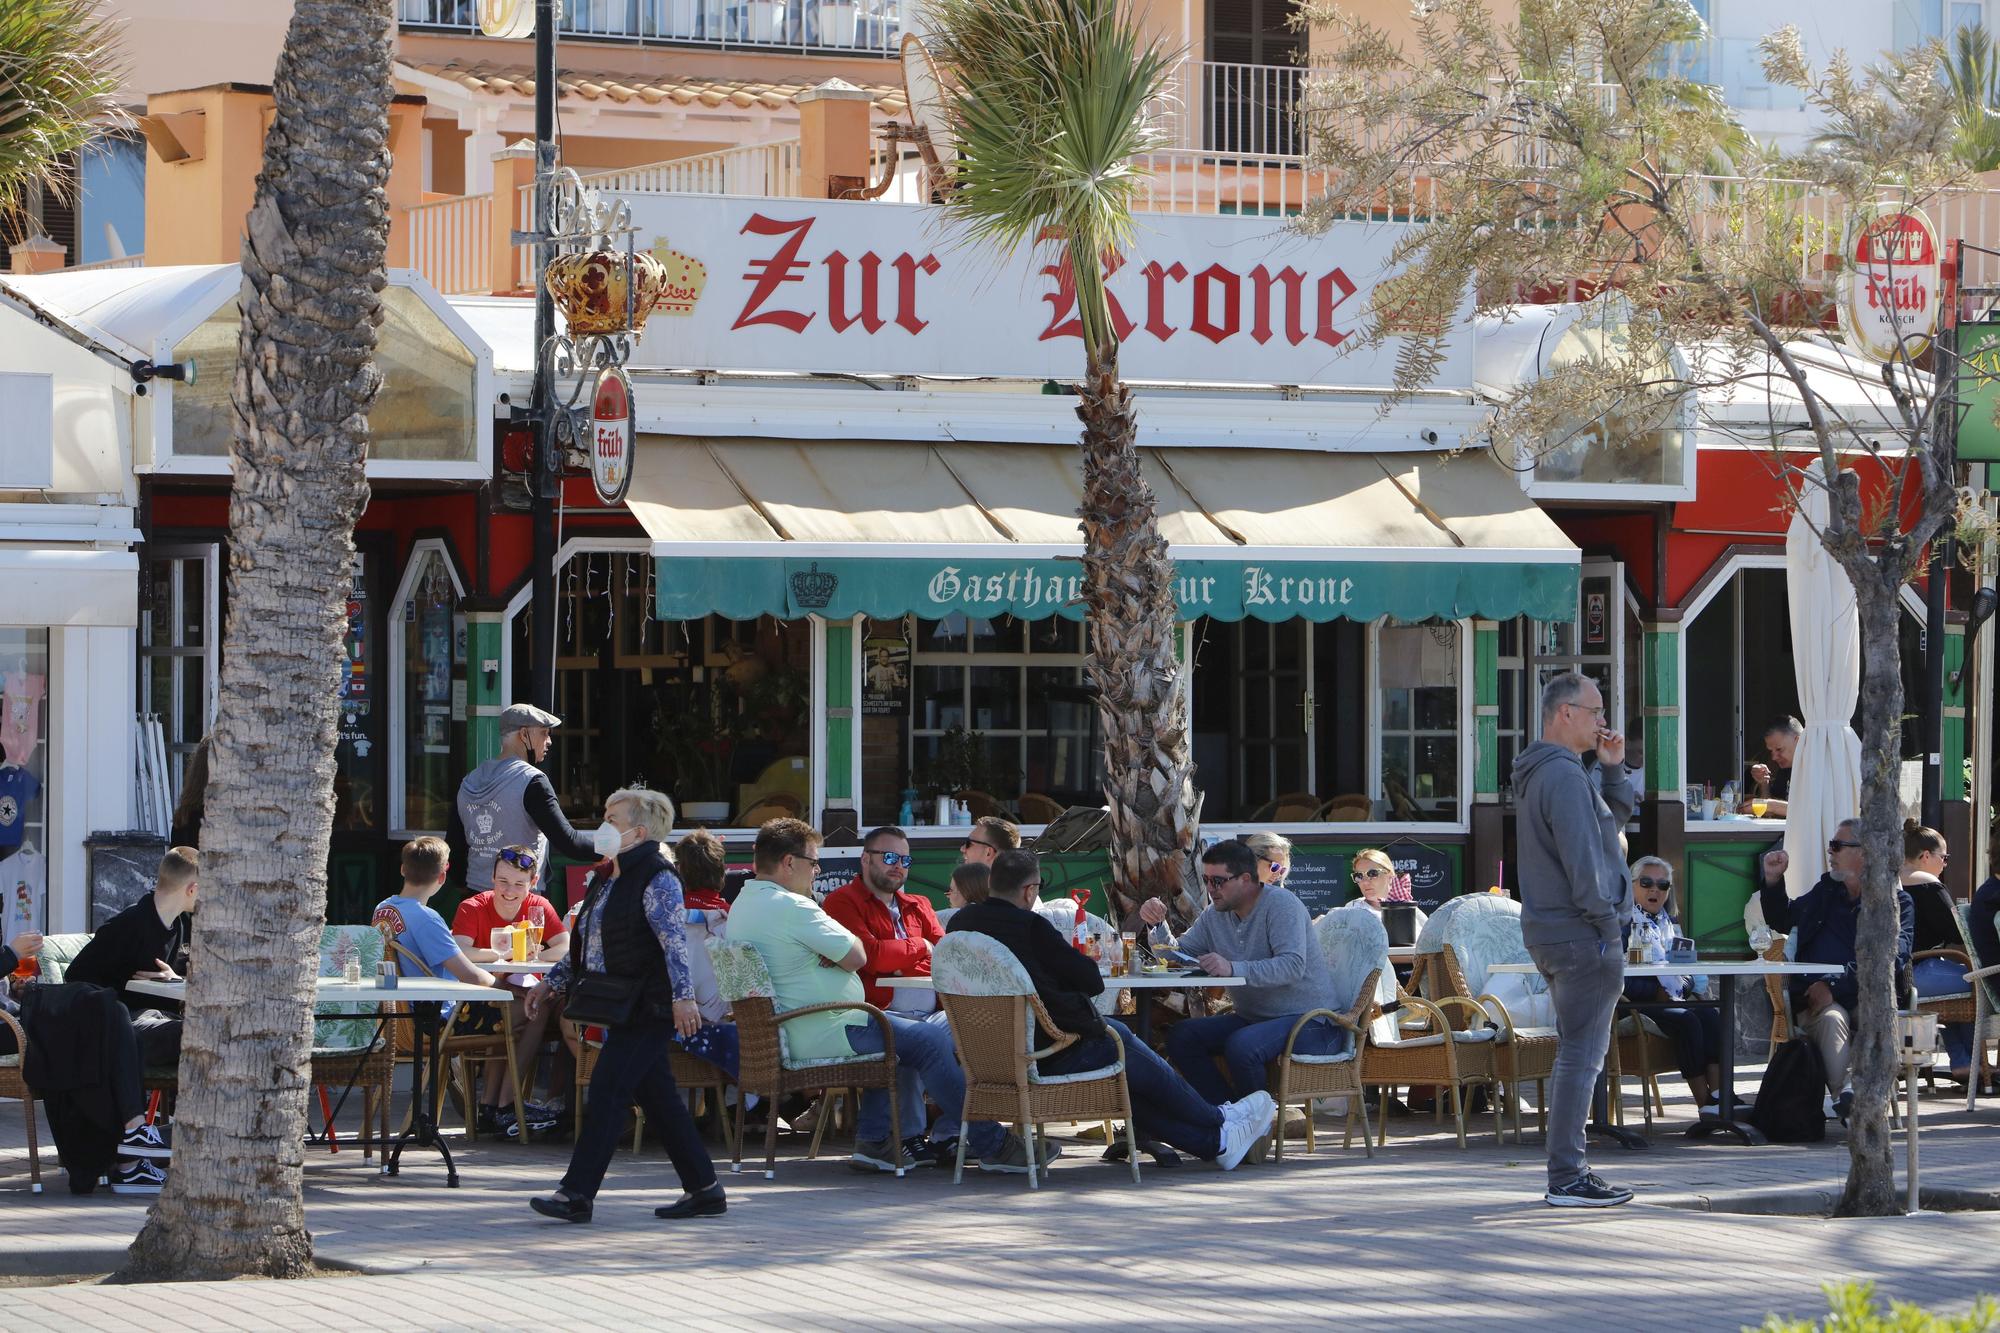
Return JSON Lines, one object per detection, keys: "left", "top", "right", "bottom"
{"left": 0, "top": 0, "right": 127, "bottom": 224}
{"left": 928, "top": 0, "right": 1180, "bottom": 354}
{"left": 1942, "top": 24, "right": 2000, "bottom": 173}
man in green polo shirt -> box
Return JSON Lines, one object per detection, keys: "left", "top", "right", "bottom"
{"left": 728, "top": 818, "right": 1023, "bottom": 1174}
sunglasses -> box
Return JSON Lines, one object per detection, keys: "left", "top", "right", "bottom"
{"left": 1353, "top": 866, "right": 1390, "bottom": 882}
{"left": 960, "top": 838, "right": 996, "bottom": 852}
{"left": 1267, "top": 861, "right": 1288, "bottom": 876}
{"left": 1636, "top": 875, "right": 1673, "bottom": 889}
{"left": 1828, "top": 839, "right": 1862, "bottom": 852}
{"left": 496, "top": 848, "right": 539, "bottom": 872}
{"left": 1201, "top": 872, "right": 1244, "bottom": 890}
{"left": 868, "top": 851, "right": 913, "bottom": 868}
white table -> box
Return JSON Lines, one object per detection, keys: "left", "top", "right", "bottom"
{"left": 1487, "top": 959, "right": 1843, "bottom": 1145}
{"left": 1388, "top": 946, "right": 1417, "bottom": 962}
{"left": 128, "top": 974, "right": 512, "bottom": 1184}
{"left": 881, "top": 972, "right": 1245, "bottom": 991}
{"left": 470, "top": 958, "right": 558, "bottom": 975}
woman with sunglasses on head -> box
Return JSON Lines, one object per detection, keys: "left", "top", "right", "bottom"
{"left": 1901, "top": 822, "right": 1980, "bottom": 1088}
{"left": 1623, "top": 857, "right": 1723, "bottom": 1109}
{"left": 530, "top": 786, "right": 724, "bottom": 1224}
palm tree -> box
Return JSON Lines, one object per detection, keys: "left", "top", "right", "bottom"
{"left": 1942, "top": 24, "right": 2000, "bottom": 172}
{"left": 0, "top": 0, "right": 125, "bottom": 238}
{"left": 928, "top": 0, "right": 1202, "bottom": 927}
{"left": 125, "top": 0, "right": 395, "bottom": 1281}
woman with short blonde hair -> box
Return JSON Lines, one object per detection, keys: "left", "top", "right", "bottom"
{"left": 1349, "top": 848, "right": 1399, "bottom": 908}
{"left": 1239, "top": 831, "right": 1293, "bottom": 886}
{"left": 608, "top": 786, "right": 676, "bottom": 844}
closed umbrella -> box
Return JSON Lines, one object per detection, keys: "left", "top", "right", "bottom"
{"left": 1782, "top": 461, "right": 1863, "bottom": 901}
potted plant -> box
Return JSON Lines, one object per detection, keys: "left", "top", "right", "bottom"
{"left": 913, "top": 726, "right": 1018, "bottom": 807}
{"left": 652, "top": 687, "right": 740, "bottom": 823}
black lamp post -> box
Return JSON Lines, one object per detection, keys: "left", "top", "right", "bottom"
{"left": 529, "top": 0, "right": 558, "bottom": 713}
{"left": 1950, "top": 585, "right": 2000, "bottom": 691}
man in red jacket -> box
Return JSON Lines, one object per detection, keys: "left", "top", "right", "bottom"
{"left": 823, "top": 825, "right": 957, "bottom": 1166}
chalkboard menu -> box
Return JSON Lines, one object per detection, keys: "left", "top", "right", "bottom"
{"left": 1283, "top": 850, "right": 1352, "bottom": 916}
{"left": 1281, "top": 840, "right": 1457, "bottom": 915}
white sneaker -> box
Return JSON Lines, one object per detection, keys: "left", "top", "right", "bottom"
{"left": 1217, "top": 1091, "right": 1276, "bottom": 1170}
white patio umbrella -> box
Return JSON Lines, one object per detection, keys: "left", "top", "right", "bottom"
{"left": 1781, "top": 461, "right": 1863, "bottom": 901}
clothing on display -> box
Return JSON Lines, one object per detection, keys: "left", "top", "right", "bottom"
{"left": 0, "top": 765, "right": 41, "bottom": 850}
{"left": 1, "top": 672, "right": 44, "bottom": 768}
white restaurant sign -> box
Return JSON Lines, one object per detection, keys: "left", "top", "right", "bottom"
{"left": 624, "top": 195, "right": 1474, "bottom": 391}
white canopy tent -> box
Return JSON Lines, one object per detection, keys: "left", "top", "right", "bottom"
{"left": 1782, "top": 461, "right": 1864, "bottom": 901}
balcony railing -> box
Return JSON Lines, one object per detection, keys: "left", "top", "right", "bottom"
{"left": 1155, "top": 60, "right": 1308, "bottom": 158}
{"left": 398, "top": 0, "right": 904, "bottom": 55}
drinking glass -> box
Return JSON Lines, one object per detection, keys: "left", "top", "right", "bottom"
{"left": 491, "top": 926, "right": 510, "bottom": 955}
{"left": 1750, "top": 800, "right": 1769, "bottom": 818}
{"left": 11, "top": 954, "right": 38, "bottom": 981}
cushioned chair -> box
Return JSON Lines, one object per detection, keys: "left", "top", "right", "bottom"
{"left": 1016, "top": 794, "right": 1065, "bottom": 825}
{"left": 1422, "top": 894, "right": 1555, "bottom": 1145}
{"left": 1267, "top": 907, "right": 1385, "bottom": 1160}
{"left": 1247, "top": 791, "right": 1324, "bottom": 824}
{"left": 311, "top": 925, "right": 395, "bottom": 1159}
{"left": 1316, "top": 794, "right": 1375, "bottom": 823}
{"left": 34, "top": 934, "right": 91, "bottom": 984}
{"left": 932, "top": 932, "right": 1140, "bottom": 1189}
{"left": 707, "top": 938, "right": 903, "bottom": 1179}
{"left": 0, "top": 1008, "right": 40, "bottom": 1192}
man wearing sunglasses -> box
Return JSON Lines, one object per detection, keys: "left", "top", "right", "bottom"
{"left": 1513, "top": 671, "right": 1637, "bottom": 1209}
{"left": 1756, "top": 822, "right": 1915, "bottom": 1123}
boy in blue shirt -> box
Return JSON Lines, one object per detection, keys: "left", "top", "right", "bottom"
{"left": 373, "top": 837, "right": 496, "bottom": 1003}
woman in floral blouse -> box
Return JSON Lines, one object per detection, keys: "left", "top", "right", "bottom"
{"left": 1624, "top": 855, "right": 1723, "bottom": 1109}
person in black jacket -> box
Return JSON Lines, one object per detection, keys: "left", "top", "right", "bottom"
{"left": 528, "top": 786, "right": 722, "bottom": 1224}
{"left": 1758, "top": 820, "right": 1915, "bottom": 1122}
{"left": 65, "top": 845, "right": 198, "bottom": 1069}
{"left": 946, "top": 849, "right": 1276, "bottom": 1170}
{"left": 19, "top": 980, "right": 175, "bottom": 1193}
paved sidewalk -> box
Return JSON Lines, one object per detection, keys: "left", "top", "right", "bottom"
{"left": 2, "top": 1083, "right": 1996, "bottom": 1331}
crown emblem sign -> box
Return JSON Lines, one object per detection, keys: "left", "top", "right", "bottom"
{"left": 790, "top": 563, "right": 838, "bottom": 610}
{"left": 649, "top": 240, "right": 708, "bottom": 317}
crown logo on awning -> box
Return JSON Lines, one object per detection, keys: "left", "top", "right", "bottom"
{"left": 790, "top": 563, "right": 837, "bottom": 609}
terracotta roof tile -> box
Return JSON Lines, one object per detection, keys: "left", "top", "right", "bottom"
{"left": 401, "top": 59, "right": 904, "bottom": 115}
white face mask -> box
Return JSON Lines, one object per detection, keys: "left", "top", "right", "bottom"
{"left": 591, "top": 823, "right": 626, "bottom": 858}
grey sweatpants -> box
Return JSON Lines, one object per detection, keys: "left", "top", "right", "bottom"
{"left": 1527, "top": 936, "right": 1625, "bottom": 1188}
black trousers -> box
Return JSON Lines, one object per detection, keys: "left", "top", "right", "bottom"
{"left": 1646, "top": 1005, "right": 1724, "bottom": 1083}
{"left": 559, "top": 1019, "right": 717, "bottom": 1201}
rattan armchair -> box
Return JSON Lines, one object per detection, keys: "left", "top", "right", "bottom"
{"left": 1267, "top": 907, "right": 1388, "bottom": 1160}
{"left": 707, "top": 938, "right": 904, "bottom": 1180}
{"left": 1606, "top": 1010, "right": 1676, "bottom": 1131}
{"left": 0, "top": 1009, "right": 40, "bottom": 1192}
{"left": 932, "top": 932, "right": 1139, "bottom": 1190}
{"left": 309, "top": 925, "right": 395, "bottom": 1159}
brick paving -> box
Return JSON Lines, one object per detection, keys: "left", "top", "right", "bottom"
{"left": 2, "top": 1077, "right": 1996, "bottom": 1331}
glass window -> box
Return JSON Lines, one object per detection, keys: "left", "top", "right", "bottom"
{"left": 1376, "top": 622, "right": 1460, "bottom": 821}
{"left": 1523, "top": 312, "right": 1688, "bottom": 488}
{"left": 400, "top": 549, "right": 464, "bottom": 831}
{"left": 1, "top": 629, "right": 49, "bottom": 935}
{"left": 139, "top": 546, "right": 217, "bottom": 802}
{"left": 517, "top": 551, "right": 812, "bottom": 827}
{"left": 863, "top": 613, "right": 1097, "bottom": 827}
{"left": 172, "top": 285, "right": 478, "bottom": 462}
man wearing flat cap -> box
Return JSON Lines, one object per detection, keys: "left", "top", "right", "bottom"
{"left": 447, "top": 703, "right": 599, "bottom": 896}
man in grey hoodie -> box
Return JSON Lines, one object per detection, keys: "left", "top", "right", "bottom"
{"left": 1513, "top": 671, "right": 1636, "bottom": 1209}
{"left": 448, "top": 703, "right": 600, "bottom": 896}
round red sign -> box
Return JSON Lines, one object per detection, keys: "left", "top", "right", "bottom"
{"left": 589, "top": 367, "right": 634, "bottom": 505}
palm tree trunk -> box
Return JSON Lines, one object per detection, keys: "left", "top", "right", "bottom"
{"left": 1836, "top": 572, "right": 1909, "bottom": 1217}
{"left": 1075, "top": 342, "right": 1203, "bottom": 927}
{"left": 124, "top": 0, "right": 393, "bottom": 1281}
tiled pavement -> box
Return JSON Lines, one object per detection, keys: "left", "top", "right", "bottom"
{"left": 1, "top": 1077, "right": 1996, "bottom": 1331}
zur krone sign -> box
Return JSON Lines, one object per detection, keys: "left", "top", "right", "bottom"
{"left": 1837, "top": 208, "right": 1940, "bottom": 364}
{"left": 624, "top": 196, "right": 1474, "bottom": 391}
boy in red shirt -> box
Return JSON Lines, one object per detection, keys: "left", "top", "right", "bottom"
{"left": 452, "top": 845, "right": 570, "bottom": 1137}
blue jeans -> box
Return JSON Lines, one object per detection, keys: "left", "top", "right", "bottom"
{"left": 1913, "top": 956, "right": 1975, "bottom": 1069}
{"left": 1529, "top": 937, "right": 1625, "bottom": 1189}
{"left": 1166, "top": 1011, "right": 1347, "bottom": 1105}
{"left": 846, "top": 1015, "right": 1004, "bottom": 1155}
{"left": 1043, "top": 1018, "right": 1226, "bottom": 1159}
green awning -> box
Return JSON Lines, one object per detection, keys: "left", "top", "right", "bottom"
{"left": 630, "top": 437, "right": 1579, "bottom": 624}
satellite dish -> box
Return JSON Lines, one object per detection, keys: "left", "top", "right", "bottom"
{"left": 899, "top": 32, "right": 955, "bottom": 200}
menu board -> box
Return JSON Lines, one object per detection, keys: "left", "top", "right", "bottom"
{"left": 1280, "top": 840, "right": 1457, "bottom": 915}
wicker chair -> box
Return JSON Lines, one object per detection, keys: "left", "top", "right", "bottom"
{"left": 707, "top": 938, "right": 904, "bottom": 1180}
{"left": 1267, "top": 907, "right": 1386, "bottom": 1160}
{"left": 1425, "top": 896, "right": 1556, "bottom": 1144}
{"left": 1963, "top": 902, "right": 2000, "bottom": 1111}
{"left": 1762, "top": 933, "right": 1792, "bottom": 1053}
{"left": 310, "top": 925, "right": 396, "bottom": 1159}
{"left": 568, "top": 1019, "right": 738, "bottom": 1153}
{"left": 932, "top": 932, "right": 1139, "bottom": 1189}
{"left": 0, "top": 1008, "right": 40, "bottom": 1192}
{"left": 1606, "top": 1010, "right": 1676, "bottom": 1131}
{"left": 385, "top": 938, "right": 528, "bottom": 1142}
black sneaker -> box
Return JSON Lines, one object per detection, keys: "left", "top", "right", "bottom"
{"left": 504, "top": 1106, "right": 562, "bottom": 1140}
{"left": 915, "top": 1135, "right": 960, "bottom": 1168}
{"left": 119, "top": 1121, "right": 172, "bottom": 1160}
{"left": 110, "top": 1159, "right": 167, "bottom": 1195}
{"left": 1545, "top": 1171, "right": 1634, "bottom": 1208}
{"left": 476, "top": 1105, "right": 511, "bottom": 1137}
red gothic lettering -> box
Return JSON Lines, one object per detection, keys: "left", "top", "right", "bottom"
{"left": 1249, "top": 264, "right": 1308, "bottom": 346}
{"left": 1038, "top": 248, "right": 1135, "bottom": 342}
{"left": 734, "top": 213, "right": 816, "bottom": 332}
{"left": 1315, "top": 266, "right": 1357, "bottom": 349}
{"left": 1191, "top": 263, "right": 1240, "bottom": 344}
{"left": 825, "top": 251, "right": 885, "bottom": 333}
{"left": 892, "top": 253, "right": 941, "bottom": 334}
{"left": 1141, "top": 260, "right": 1187, "bottom": 340}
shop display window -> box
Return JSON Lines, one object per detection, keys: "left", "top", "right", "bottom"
{"left": 519, "top": 551, "right": 812, "bottom": 829}
{"left": 861, "top": 613, "right": 1097, "bottom": 828}
{"left": 397, "top": 547, "right": 466, "bottom": 832}
{"left": 2, "top": 629, "right": 49, "bottom": 937}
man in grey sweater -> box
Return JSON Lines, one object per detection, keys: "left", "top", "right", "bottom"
{"left": 1138, "top": 839, "right": 1343, "bottom": 1104}
{"left": 1514, "top": 671, "right": 1637, "bottom": 1209}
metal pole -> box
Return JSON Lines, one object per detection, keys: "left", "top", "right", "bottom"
{"left": 529, "top": 0, "right": 558, "bottom": 714}
{"left": 1904, "top": 1031, "right": 1920, "bottom": 1215}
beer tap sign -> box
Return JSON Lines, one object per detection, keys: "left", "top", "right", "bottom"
{"left": 1837, "top": 208, "right": 1941, "bottom": 365}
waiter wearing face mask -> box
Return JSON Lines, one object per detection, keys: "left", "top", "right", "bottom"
{"left": 449, "top": 704, "right": 603, "bottom": 899}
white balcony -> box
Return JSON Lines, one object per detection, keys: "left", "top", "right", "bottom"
{"left": 398, "top": 0, "right": 905, "bottom": 55}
